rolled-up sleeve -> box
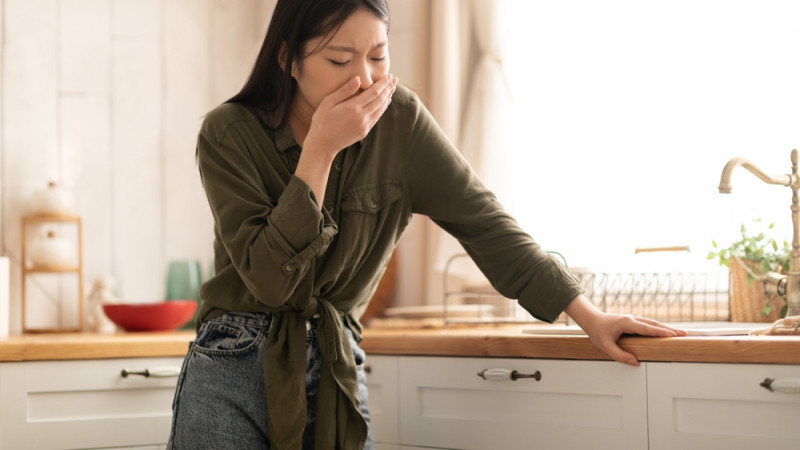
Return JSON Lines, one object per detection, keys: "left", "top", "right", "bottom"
{"left": 400, "top": 93, "right": 583, "bottom": 322}
{"left": 197, "top": 106, "right": 337, "bottom": 307}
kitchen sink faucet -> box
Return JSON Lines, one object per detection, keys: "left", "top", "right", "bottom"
{"left": 718, "top": 148, "right": 800, "bottom": 317}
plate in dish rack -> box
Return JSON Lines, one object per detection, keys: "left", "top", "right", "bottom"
{"left": 382, "top": 304, "right": 495, "bottom": 319}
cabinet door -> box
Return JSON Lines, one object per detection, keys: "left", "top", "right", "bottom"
{"left": 648, "top": 362, "right": 800, "bottom": 450}
{"left": 0, "top": 356, "right": 183, "bottom": 450}
{"left": 398, "top": 356, "right": 648, "bottom": 450}
{"left": 365, "top": 355, "right": 400, "bottom": 445}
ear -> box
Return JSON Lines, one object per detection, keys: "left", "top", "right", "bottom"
{"left": 278, "top": 42, "right": 288, "bottom": 72}
{"left": 278, "top": 42, "right": 300, "bottom": 78}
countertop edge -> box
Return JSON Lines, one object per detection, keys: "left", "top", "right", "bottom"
{"left": 0, "top": 331, "right": 196, "bottom": 362}
{"left": 2, "top": 328, "right": 799, "bottom": 365}
{"left": 360, "top": 328, "right": 800, "bottom": 365}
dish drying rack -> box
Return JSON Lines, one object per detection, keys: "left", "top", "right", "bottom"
{"left": 442, "top": 253, "right": 730, "bottom": 328}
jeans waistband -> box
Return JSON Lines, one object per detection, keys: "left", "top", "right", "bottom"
{"left": 211, "top": 311, "right": 273, "bottom": 329}
{"left": 209, "top": 311, "right": 329, "bottom": 333}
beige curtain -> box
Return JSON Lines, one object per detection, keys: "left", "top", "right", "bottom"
{"left": 459, "top": 0, "right": 512, "bottom": 187}
{"left": 429, "top": 0, "right": 513, "bottom": 295}
{"left": 427, "top": 0, "right": 465, "bottom": 141}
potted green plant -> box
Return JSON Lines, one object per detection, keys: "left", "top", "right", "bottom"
{"left": 707, "top": 218, "right": 791, "bottom": 320}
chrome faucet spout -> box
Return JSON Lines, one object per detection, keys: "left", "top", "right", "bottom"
{"left": 718, "top": 149, "right": 800, "bottom": 317}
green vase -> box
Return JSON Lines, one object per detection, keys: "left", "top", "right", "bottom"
{"left": 165, "top": 260, "right": 202, "bottom": 330}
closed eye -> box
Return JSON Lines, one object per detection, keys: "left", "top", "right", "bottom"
{"left": 328, "top": 59, "right": 348, "bottom": 66}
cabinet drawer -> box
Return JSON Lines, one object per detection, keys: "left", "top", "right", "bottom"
{"left": 0, "top": 356, "right": 184, "bottom": 450}
{"left": 398, "top": 356, "right": 647, "bottom": 450}
{"left": 648, "top": 362, "right": 800, "bottom": 450}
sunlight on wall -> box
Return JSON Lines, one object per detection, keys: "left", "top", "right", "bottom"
{"left": 495, "top": 0, "right": 800, "bottom": 272}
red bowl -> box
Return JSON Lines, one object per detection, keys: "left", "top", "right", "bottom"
{"left": 103, "top": 300, "right": 197, "bottom": 332}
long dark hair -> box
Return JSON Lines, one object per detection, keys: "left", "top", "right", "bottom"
{"left": 228, "top": 0, "right": 390, "bottom": 129}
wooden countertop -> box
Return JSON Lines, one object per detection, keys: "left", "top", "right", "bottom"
{"left": 0, "top": 331, "right": 195, "bottom": 362}
{"left": 360, "top": 325, "right": 800, "bottom": 365}
{"left": 2, "top": 326, "right": 799, "bottom": 365}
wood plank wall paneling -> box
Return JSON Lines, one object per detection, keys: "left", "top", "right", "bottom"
{"left": 60, "top": 0, "right": 112, "bottom": 296}
{"left": 111, "top": 0, "right": 165, "bottom": 301}
{"left": 3, "top": 0, "right": 61, "bottom": 333}
{"left": 1, "top": 0, "right": 273, "bottom": 333}
{"left": 163, "top": 0, "right": 213, "bottom": 268}
{"left": 4, "top": 0, "right": 59, "bottom": 188}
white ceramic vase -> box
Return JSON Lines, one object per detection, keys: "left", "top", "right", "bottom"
{"left": 30, "top": 181, "right": 74, "bottom": 215}
{"left": 28, "top": 230, "right": 74, "bottom": 268}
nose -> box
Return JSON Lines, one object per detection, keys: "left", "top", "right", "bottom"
{"left": 355, "top": 60, "right": 375, "bottom": 90}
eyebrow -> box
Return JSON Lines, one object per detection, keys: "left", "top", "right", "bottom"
{"left": 326, "top": 41, "right": 388, "bottom": 53}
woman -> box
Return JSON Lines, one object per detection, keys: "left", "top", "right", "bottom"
{"left": 168, "top": 0, "right": 685, "bottom": 448}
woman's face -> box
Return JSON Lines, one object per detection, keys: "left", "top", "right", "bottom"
{"left": 290, "top": 8, "right": 390, "bottom": 120}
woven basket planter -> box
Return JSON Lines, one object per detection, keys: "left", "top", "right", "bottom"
{"left": 729, "top": 260, "right": 784, "bottom": 322}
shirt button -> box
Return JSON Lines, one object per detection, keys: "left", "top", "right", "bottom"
{"left": 368, "top": 198, "right": 377, "bottom": 209}
{"left": 283, "top": 264, "right": 296, "bottom": 274}
{"left": 334, "top": 161, "right": 342, "bottom": 171}
{"left": 325, "top": 205, "right": 334, "bottom": 214}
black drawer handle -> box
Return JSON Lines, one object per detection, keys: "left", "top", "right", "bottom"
{"left": 477, "top": 368, "right": 541, "bottom": 382}
{"left": 760, "top": 377, "right": 800, "bottom": 394}
{"left": 121, "top": 367, "right": 181, "bottom": 378}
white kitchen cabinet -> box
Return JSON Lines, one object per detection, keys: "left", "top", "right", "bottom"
{"left": 365, "top": 355, "right": 400, "bottom": 446}
{"left": 396, "top": 356, "right": 648, "bottom": 450}
{"left": 368, "top": 355, "right": 450, "bottom": 450}
{"left": 647, "top": 362, "right": 800, "bottom": 450}
{"left": 0, "top": 356, "right": 183, "bottom": 450}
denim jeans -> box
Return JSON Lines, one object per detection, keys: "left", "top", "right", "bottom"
{"left": 167, "top": 311, "right": 375, "bottom": 449}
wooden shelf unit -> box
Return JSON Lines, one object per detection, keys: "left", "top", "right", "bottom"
{"left": 20, "top": 213, "right": 84, "bottom": 333}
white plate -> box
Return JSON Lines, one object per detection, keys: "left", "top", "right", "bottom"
{"left": 382, "top": 304, "right": 495, "bottom": 319}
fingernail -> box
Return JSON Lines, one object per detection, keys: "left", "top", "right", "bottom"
{"left": 626, "top": 358, "right": 639, "bottom": 367}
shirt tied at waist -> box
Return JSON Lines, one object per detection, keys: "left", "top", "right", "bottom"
{"left": 263, "top": 295, "right": 367, "bottom": 450}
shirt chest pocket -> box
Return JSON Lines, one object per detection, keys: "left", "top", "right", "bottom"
{"left": 337, "top": 181, "right": 402, "bottom": 256}
{"left": 340, "top": 181, "right": 401, "bottom": 215}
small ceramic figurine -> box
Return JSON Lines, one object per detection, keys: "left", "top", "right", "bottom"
{"left": 86, "top": 276, "right": 120, "bottom": 333}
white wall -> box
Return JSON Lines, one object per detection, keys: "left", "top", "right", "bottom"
{"left": 1, "top": 0, "right": 271, "bottom": 333}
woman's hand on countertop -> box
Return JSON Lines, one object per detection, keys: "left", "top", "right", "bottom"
{"left": 565, "top": 294, "right": 688, "bottom": 366}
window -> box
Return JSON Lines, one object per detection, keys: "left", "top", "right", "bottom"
{"left": 494, "top": 0, "right": 800, "bottom": 272}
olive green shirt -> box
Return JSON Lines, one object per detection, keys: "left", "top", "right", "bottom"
{"left": 195, "top": 84, "right": 584, "bottom": 449}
